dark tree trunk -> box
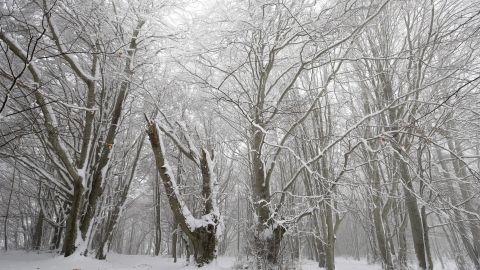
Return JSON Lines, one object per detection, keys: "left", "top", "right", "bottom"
{"left": 421, "top": 206, "right": 433, "bottom": 270}
{"left": 95, "top": 132, "right": 146, "bottom": 259}
{"left": 397, "top": 214, "right": 408, "bottom": 269}
{"left": 191, "top": 225, "right": 218, "bottom": 266}
{"left": 32, "top": 209, "right": 44, "bottom": 250}
{"left": 62, "top": 180, "right": 84, "bottom": 256}
{"left": 50, "top": 212, "right": 64, "bottom": 251}
{"left": 172, "top": 223, "right": 178, "bottom": 262}
{"left": 154, "top": 170, "right": 162, "bottom": 256}
{"left": 369, "top": 161, "right": 394, "bottom": 270}
{"left": 79, "top": 20, "right": 145, "bottom": 244}
{"left": 146, "top": 121, "right": 222, "bottom": 267}
{"left": 250, "top": 124, "right": 287, "bottom": 268}
{"left": 253, "top": 223, "right": 286, "bottom": 268}
{"left": 437, "top": 149, "right": 480, "bottom": 269}
{"left": 3, "top": 166, "right": 15, "bottom": 251}
{"left": 397, "top": 156, "right": 427, "bottom": 270}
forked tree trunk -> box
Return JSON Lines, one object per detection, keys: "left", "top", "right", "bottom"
{"left": 146, "top": 120, "right": 222, "bottom": 267}
{"left": 79, "top": 20, "right": 146, "bottom": 249}
{"left": 95, "top": 134, "right": 145, "bottom": 259}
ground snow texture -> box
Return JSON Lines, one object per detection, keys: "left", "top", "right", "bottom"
{"left": 0, "top": 251, "right": 423, "bottom": 270}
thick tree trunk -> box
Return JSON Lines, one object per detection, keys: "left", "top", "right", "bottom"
{"left": 146, "top": 121, "right": 221, "bottom": 267}
{"left": 250, "top": 124, "right": 286, "bottom": 268}
{"left": 396, "top": 155, "right": 427, "bottom": 270}
{"left": 191, "top": 226, "right": 218, "bottom": 266}
{"left": 62, "top": 180, "right": 84, "bottom": 256}
{"left": 79, "top": 20, "right": 145, "bottom": 244}
{"left": 253, "top": 223, "right": 286, "bottom": 269}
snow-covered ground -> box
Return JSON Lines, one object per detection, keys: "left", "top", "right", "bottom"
{"left": 1, "top": 251, "right": 457, "bottom": 270}
{"left": 0, "top": 251, "right": 385, "bottom": 270}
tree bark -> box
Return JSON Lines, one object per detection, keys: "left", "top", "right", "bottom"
{"left": 250, "top": 124, "right": 286, "bottom": 268}
{"left": 396, "top": 154, "right": 427, "bottom": 270}
{"left": 79, "top": 20, "right": 145, "bottom": 246}
{"left": 421, "top": 206, "right": 433, "bottom": 270}
{"left": 32, "top": 209, "right": 44, "bottom": 250}
{"left": 437, "top": 149, "right": 480, "bottom": 269}
{"left": 172, "top": 223, "right": 178, "bottom": 262}
{"left": 153, "top": 170, "right": 162, "bottom": 256}
{"left": 3, "top": 166, "right": 16, "bottom": 251}
{"left": 62, "top": 180, "right": 84, "bottom": 256}
{"left": 146, "top": 121, "right": 221, "bottom": 267}
{"left": 368, "top": 158, "right": 394, "bottom": 270}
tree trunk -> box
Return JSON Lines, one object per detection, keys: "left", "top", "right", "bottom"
{"left": 397, "top": 155, "right": 427, "bottom": 270}
{"left": 146, "top": 121, "right": 222, "bottom": 267}
{"left": 421, "top": 206, "right": 433, "bottom": 270}
{"left": 172, "top": 224, "right": 178, "bottom": 262}
{"left": 369, "top": 160, "right": 394, "bottom": 270}
{"left": 154, "top": 171, "right": 162, "bottom": 256}
{"left": 3, "top": 165, "right": 15, "bottom": 251}
{"left": 62, "top": 180, "right": 84, "bottom": 256}
{"left": 253, "top": 223, "right": 286, "bottom": 269}
{"left": 250, "top": 123, "right": 287, "bottom": 268}
{"left": 437, "top": 149, "right": 480, "bottom": 269}
{"left": 32, "top": 209, "right": 44, "bottom": 250}
{"left": 447, "top": 138, "right": 480, "bottom": 261}
{"left": 397, "top": 214, "right": 408, "bottom": 269}
{"left": 324, "top": 198, "right": 335, "bottom": 270}
{"left": 191, "top": 225, "right": 218, "bottom": 266}
{"left": 79, "top": 20, "right": 146, "bottom": 246}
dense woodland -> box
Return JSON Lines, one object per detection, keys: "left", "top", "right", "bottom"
{"left": 1, "top": 0, "right": 480, "bottom": 269}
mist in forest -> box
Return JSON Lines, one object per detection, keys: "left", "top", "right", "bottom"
{"left": 1, "top": 0, "right": 480, "bottom": 269}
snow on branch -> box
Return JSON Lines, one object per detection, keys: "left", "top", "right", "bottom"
{"left": 45, "top": 7, "right": 99, "bottom": 83}
{"left": 154, "top": 113, "right": 201, "bottom": 166}
{"left": 145, "top": 118, "right": 219, "bottom": 233}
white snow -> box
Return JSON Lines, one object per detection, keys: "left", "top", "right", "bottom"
{"left": 0, "top": 251, "right": 458, "bottom": 270}
{"left": 301, "top": 258, "right": 381, "bottom": 270}
{"left": 0, "top": 252, "right": 235, "bottom": 270}
{"left": 0, "top": 251, "right": 405, "bottom": 270}
{"left": 156, "top": 126, "right": 215, "bottom": 232}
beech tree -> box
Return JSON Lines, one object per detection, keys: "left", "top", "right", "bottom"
{"left": 146, "top": 116, "right": 223, "bottom": 266}
{"left": 1, "top": 0, "right": 479, "bottom": 269}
